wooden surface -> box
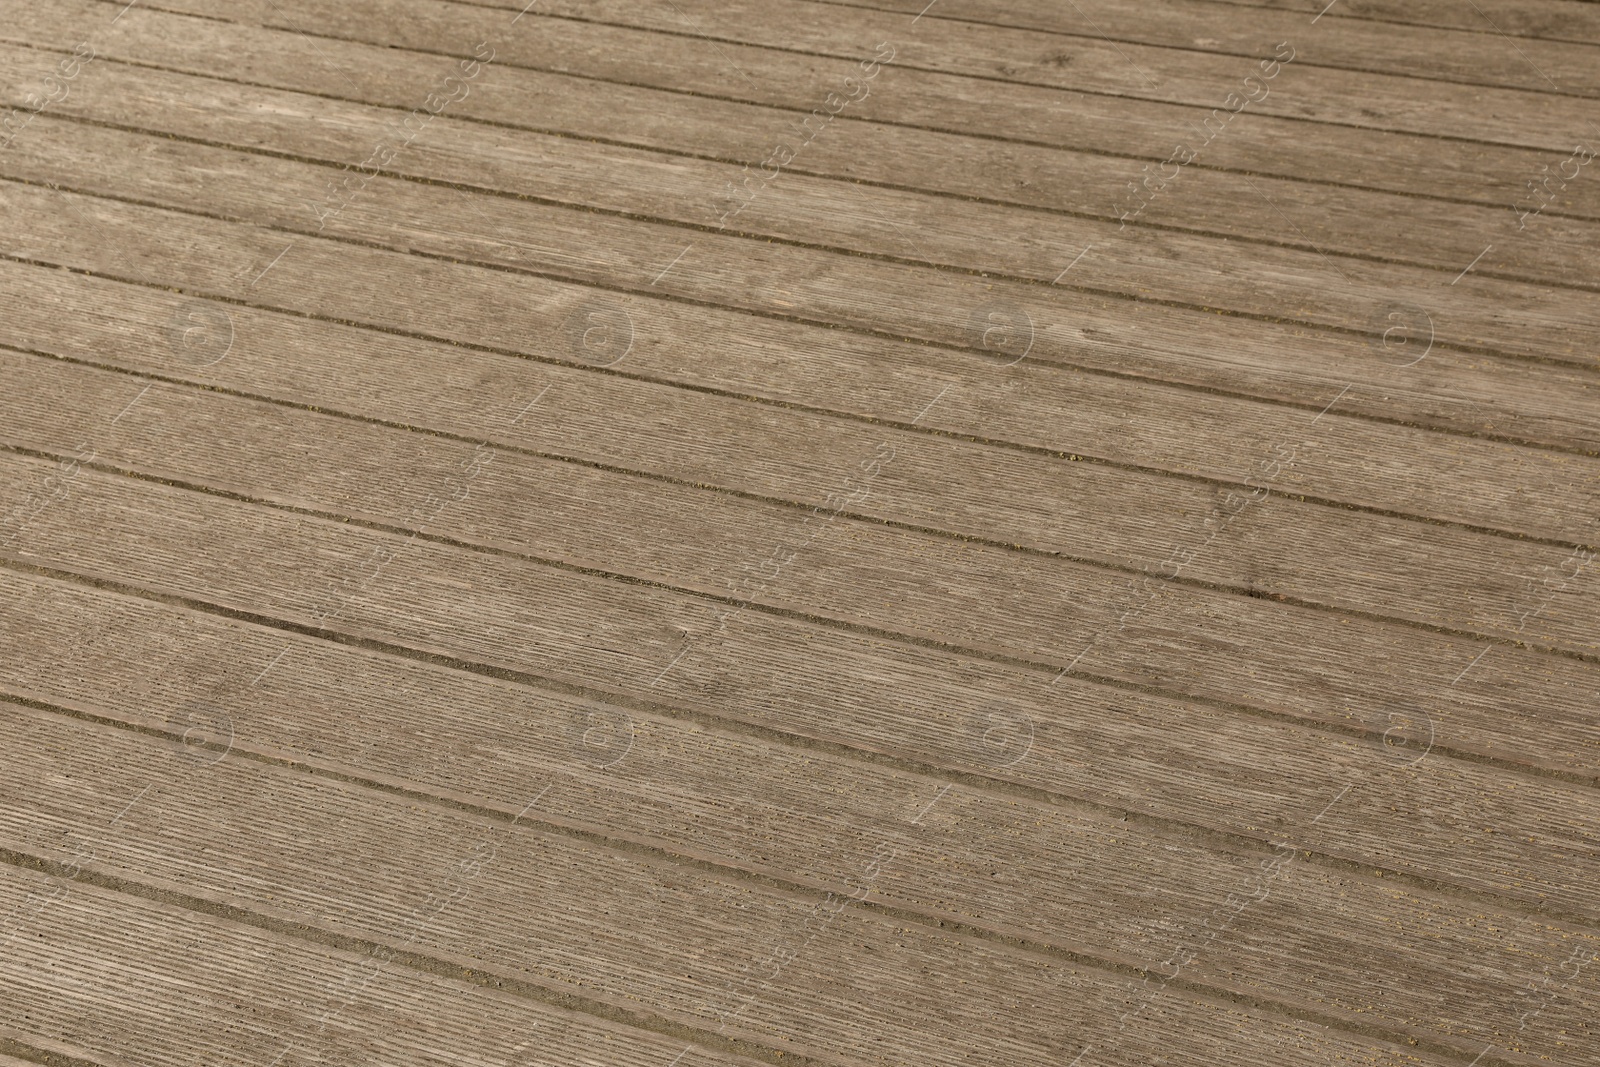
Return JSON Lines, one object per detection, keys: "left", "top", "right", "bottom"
{"left": 0, "top": 1, "right": 1596, "bottom": 1065}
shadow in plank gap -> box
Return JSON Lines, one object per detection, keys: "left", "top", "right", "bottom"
{"left": 0, "top": 2, "right": 1596, "bottom": 1067}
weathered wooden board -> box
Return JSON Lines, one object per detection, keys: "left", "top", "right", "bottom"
{"left": 12, "top": 0, "right": 1600, "bottom": 228}
{"left": 113, "top": 0, "right": 1600, "bottom": 150}
{"left": 1178, "top": 0, "right": 1600, "bottom": 44}
{"left": 6, "top": 170, "right": 1600, "bottom": 540}
{"left": 6, "top": 42, "right": 1600, "bottom": 368}
{"left": 2, "top": 1, "right": 1597, "bottom": 1062}
{"left": 0, "top": 451, "right": 1594, "bottom": 789}
{"left": 7, "top": 255, "right": 1599, "bottom": 564}
{"left": 0, "top": 861, "right": 774, "bottom": 1067}
{"left": 4, "top": 350, "right": 1597, "bottom": 675}
{"left": 797, "top": 0, "right": 1600, "bottom": 93}
{"left": 2, "top": 705, "right": 1591, "bottom": 1065}
{"left": 2, "top": 567, "right": 1594, "bottom": 942}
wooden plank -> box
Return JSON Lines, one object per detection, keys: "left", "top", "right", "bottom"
{"left": 796, "top": 0, "right": 1600, "bottom": 94}
{"left": 6, "top": 41, "right": 1600, "bottom": 370}
{"left": 2, "top": 567, "right": 1594, "bottom": 945}
{"left": 1176, "top": 0, "right": 1600, "bottom": 45}
{"left": 12, "top": 0, "right": 1600, "bottom": 228}
{"left": 6, "top": 250, "right": 1599, "bottom": 584}
{"left": 3, "top": 705, "right": 1592, "bottom": 1065}
{"left": 1, "top": 0, "right": 1593, "bottom": 1059}
{"left": 183, "top": 0, "right": 1600, "bottom": 150}
{"left": 5, "top": 144, "right": 1600, "bottom": 500}
{"left": 0, "top": 860, "right": 773, "bottom": 1067}
{"left": 0, "top": 450, "right": 1594, "bottom": 787}
{"left": 4, "top": 349, "right": 1598, "bottom": 676}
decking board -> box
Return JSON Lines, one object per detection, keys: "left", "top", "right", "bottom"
{"left": 4, "top": 350, "right": 1598, "bottom": 673}
{"left": 2, "top": 450, "right": 1596, "bottom": 789}
{"left": 12, "top": 0, "right": 1600, "bottom": 230}
{"left": 795, "top": 0, "right": 1600, "bottom": 93}
{"left": 1, "top": 0, "right": 1595, "bottom": 1063}
{"left": 5, "top": 47, "right": 1600, "bottom": 359}
{"left": 3, "top": 705, "right": 1593, "bottom": 1065}
{"left": 153, "top": 0, "right": 1600, "bottom": 149}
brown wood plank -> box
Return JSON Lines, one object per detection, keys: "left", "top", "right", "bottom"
{"left": 0, "top": 450, "right": 1594, "bottom": 789}
{"left": 189, "top": 0, "right": 1600, "bottom": 149}
{"left": 11, "top": 0, "right": 1600, "bottom": 230}
{"left": 2, "top": 567, "right": 1594, "bottom": 949}
{"left": 9, "top": 251, "right": 1600, "bottom": 580}
{"left": 3, "top": 705, "right": 1592, "bottom": 1065}
{"left": 2, "top": 3, "right": 1596, "bottom": 1060}
{"left": 1181, "top": 0, "right": 1600, "bottom": 45}
{"left": 7, "top": 252, "right": 1599, "bottom": 597}
{"left": 0, "top": 859, "right": 774, "bottom": 1067}
{"left": 5, "top": 155, "right": 1600, "bottom": 526}
{"left": 5, "top": 40, "right": 1599, "bottom": 367}
{"left": 3, "top": 350, "right": 1597, "bottom": 678}
{"left": 796, "top": 0, "right": 1600, "bottom": 94}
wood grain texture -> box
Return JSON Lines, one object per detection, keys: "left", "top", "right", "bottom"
{"left": 6, "top": 250, "right": 1599, "bottom": 573}
{"left": 1, "top": 704, "right": 1592, "bottom": 1065}
{"left": 13, "top": 0, "right": 1600, "bottom": 228}
{"left": 6, "top": 253, "right": 1599, "bottom": 574}
{"left": 0, "top": 567, "right": 1594, "bottom": 947}
{"left": 2, "top": 0, "right": 1596, "bottom": 1063}
{"left": 796, "top": 0, "right": 1600, "bottom": 93}
{"left": 0, "top": 861, "right": 775, "bottom": 1067}
{"left": 6, "top": 157, "right": 1600, "bottom": 512}
{"left": 3, "top": 348, "right": 1597, "bottom": 680}
{"left": 134, "top": 0, "right": 1600, "bottom": 150}
{"left": 0, "top": 448, "right": 1594, "bottom": 794}
{"left": 4, "top": 35, "right": 1599, "bottom": 360}
{"left": 1180, "top": 0, "right": 1600, "bottom": 44}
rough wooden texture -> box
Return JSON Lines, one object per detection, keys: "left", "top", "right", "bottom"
{"left": 6, "top": 347, "right": 1600, "bottom": 671}
{"left": 1, "top": 0, "right": 1597, "bottom": 1064}
{"left": 799, "top": 0, "right": 1600, "bottom": 90}
{"left": 132, "top": 0, "right": 1600, "bottom": 150}
{"left": 0, "top": 861, "right": 774, "bottom": 1067}
{"left": 4, "top": 38, "right": 1599, "bottom": 366}
{"left": 4, "top": 705, "right": 1591, "bottom": 1065}
{"left": 1180, "top": 0, "right": 1600, "bottom": 43}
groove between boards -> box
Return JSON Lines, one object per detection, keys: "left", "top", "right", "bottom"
{"left": 1, "top": 7, "right": 1590, "bottom": 1067}
{"left": 193, "top": 0, "right": 1600, "bottom": 149}
{"left": 1194, "top": 0, "right": 1600, "bottom": 47}
{"left": 9, "top": 407, "right": 1600, "bottom": 741}
{"left": 11, "top": 341, "right": 1597, "bottom": 552}
{"left": 351, "top": 0, "right": 1600, "bottom": 147}
{"left": 0, "top": 728, "right": 1567, "bottom": 1067}
{"left": 8, "top": 172, "right": 1600, "bottom": 466}
{"left": 3, "top": 547, "right": 1597, "bottom": 839}
{"left": 797, "top": 0, "right": 1600, "bottom": 96}
{"left": 38, "top": 3, "right": 1600, "bottom": 228}
{"left": 3, "top": 433, "right": 1596, "bottom": 674}
{"left": 0, "top": 844, "right": 845, "bottom": 1067}
{"left": 17, "top": 96, "right": 1600, "bottom": 354}
{"left": 0, "top": 1035, "right": 110, "bottom": 1067}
